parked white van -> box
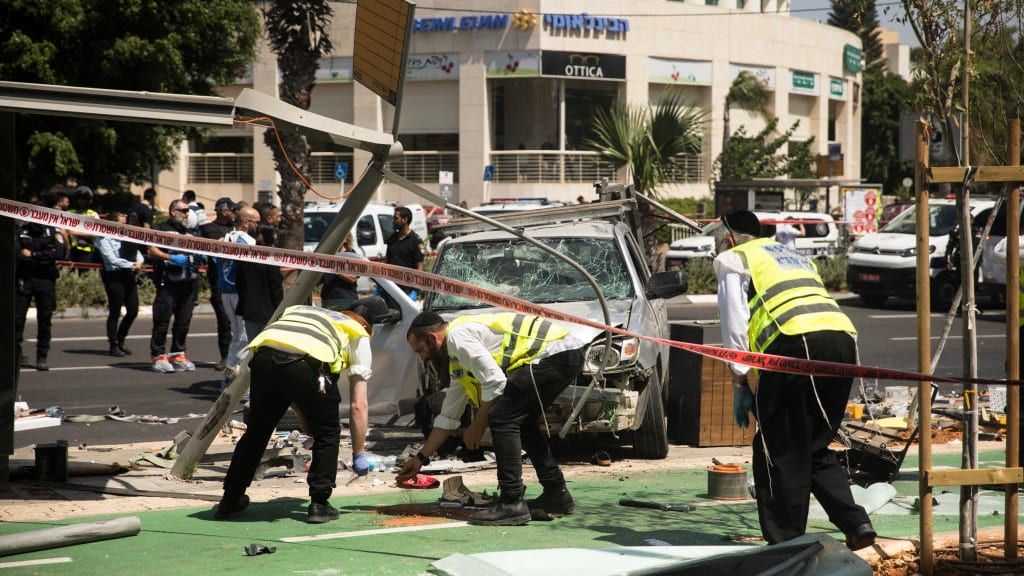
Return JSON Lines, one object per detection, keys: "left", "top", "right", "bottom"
{"left": 846, "top": 198, "right": 995, "bottom": 307}
{"left": 302, "top": 201, "right": 428, "bottom": 259}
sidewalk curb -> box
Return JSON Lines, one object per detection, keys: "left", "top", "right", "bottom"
{"left": 27, "top": 304, "right": 215, "bottom": 321}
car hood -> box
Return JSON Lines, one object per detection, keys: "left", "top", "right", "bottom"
{"left": 854, "top": 233, "right": 916, "bottom": 250}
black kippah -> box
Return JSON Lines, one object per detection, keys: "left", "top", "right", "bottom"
{"left": 410, "top": 311, "right": 445, "bottom": 328}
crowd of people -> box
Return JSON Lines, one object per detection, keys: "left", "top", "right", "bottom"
{"left": 14, "top": 186, "right": 427, "bottom": 384}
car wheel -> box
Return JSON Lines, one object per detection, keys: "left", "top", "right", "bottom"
{"left": 633, "top": 368, "right": 669, "bottom": 459}
{"left": 860, "top": 294, "right": 888, "bottom": 307}
{"left": 932, "top": 273, "right": 958, "bottom": 311}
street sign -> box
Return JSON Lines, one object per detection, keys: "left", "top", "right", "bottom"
{"left": 483, "top": 164, "right": 494, "bottom": 182}
{"left": 334, "top": 162, "right": 349, "bottom": 182}
{"left": 828, "top": 143, "right": 842, "bottom": 161}
{"left": 439, "top": 170, "right": 454, "bottom": 185}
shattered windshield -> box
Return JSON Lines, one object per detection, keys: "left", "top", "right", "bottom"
{"left": 429, "top": 237, "right": 634, "bottom": 310}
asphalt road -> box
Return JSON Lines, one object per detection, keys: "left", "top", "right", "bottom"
{"left": 13, "top": 295, "right": 1012, "bottom": 449}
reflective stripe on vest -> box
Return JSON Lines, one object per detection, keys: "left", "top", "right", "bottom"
{"left": 447, "top": 313, "right": 570, "bottom": 406}
{"left": 246, "top": 305, "right": 368, "bottom": 374}
{"left": 732, "top": 238, "right": 856, "bottom": 353}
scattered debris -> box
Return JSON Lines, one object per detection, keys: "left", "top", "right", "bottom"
{"left": 591, "top": 450, "right": 612, "bottom": 467}
{"left": 243, "top": 544, "right": 277, "bottom": 557}
{"left": 618, "top": 499, "right": 696, "bottom": 512}
{"left": 398, "top": 473, "right": 440, "bottom": 490}
{"left": 441, "top": 476, "right": 493, "bottom": 507}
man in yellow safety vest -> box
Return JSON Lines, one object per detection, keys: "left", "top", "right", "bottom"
{"left": 214, "top": 297, "right": 388, "bottom": 524}
{"left": 398, "top": 311, "right": 585, "bottom": 526}
{"left": 714, "top": 209, "right": 876, "bottom": 549}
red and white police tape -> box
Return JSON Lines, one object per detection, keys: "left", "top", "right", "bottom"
{"left": 2, "top": 198, "right": 1018, "bottom": 388}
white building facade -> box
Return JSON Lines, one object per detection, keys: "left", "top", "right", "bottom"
{"left": 157, "top": 0, "right": 862, "bottom": 208}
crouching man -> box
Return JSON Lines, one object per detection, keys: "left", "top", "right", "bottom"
{"left": 215, "top": 298, "right": 388, "bottom": 523}
{"left": 397, "top": 311, "right": 585, "bottom": 526}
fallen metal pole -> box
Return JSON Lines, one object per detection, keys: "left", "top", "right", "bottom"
{"left": 0, "top": 517, "right": 140, "bottom": 557}
{"left": 170, "top": 157, "right": 387, "bottom": 479}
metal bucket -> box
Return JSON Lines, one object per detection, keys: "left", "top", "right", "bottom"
{"left": 708, "top": 463, "right": 748, "bottom": 500}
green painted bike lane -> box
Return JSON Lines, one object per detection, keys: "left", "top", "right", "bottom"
{"left": 0, "top": 450, "right": 1017, "bottom": 575}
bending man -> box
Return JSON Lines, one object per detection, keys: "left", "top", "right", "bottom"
{"left": 398, "top": 311, "right": 584, "bottom": 526}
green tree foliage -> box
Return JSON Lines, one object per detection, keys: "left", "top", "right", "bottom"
{"left": 829, "top": 0, "right": 884, "bottom": 73}
{"left": 713, "top": 118, "right": 816, "bottom": 182}
{"left": 724, "top": 71, "right": 772, "bottom": 146}
{"left": 261, "top": 0, "right": 334, "bottom": 251}
{"left": 862, "top": 71, "right": 913, "bottom": 194}
{"left": 0, "top": 0, "right": 260, "bottom": 194}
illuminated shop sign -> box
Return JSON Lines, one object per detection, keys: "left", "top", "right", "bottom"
{"left": 648, "top": 57, "right": 711, "bottom": 86}
{"left": 829, "top": 77, "right": 846, "bottom": 100}
{"left": 414, "top": 14, "right": 509, "bottom": 32}
{"left": 543, "top": 13, "right": 629, "bottom": 35}
{"left": 406, "top": 53, "right": 459, "bottom": 80}
{"left": 540, "top": 51, "right": 626, "bottom": 80}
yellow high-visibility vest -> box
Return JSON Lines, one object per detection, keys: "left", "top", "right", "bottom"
{"left": 247, "top": 305, "right": 368, "bottom": 374}
{"left": 731, "top": 238, "right": 856, "bottom": 353}
{"left": 447, "top": 313, "right": 570, "bottom": 406}
{"left": 68, "top": 209, "right": 99, "bottom": 251}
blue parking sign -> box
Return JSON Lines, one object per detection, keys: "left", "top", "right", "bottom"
{"left": 483, "top": 164, "right": 494, "bottom": 182}
{"left": 334, "top": 162, "right": 349, "bottom": 182}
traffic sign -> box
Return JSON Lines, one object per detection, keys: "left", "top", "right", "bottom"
{"left": 483, "top": 164, "right": 495, "bottom": 182}
{"left": 334, "top": 162, "right": 349, "bottom": 182}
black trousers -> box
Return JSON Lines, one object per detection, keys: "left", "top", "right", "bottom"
{"left": 223, "top": 347, "right": 341, "bottom": 502}
{"left": 150, "top": 280, "right": 198, "bottom": 358}
{"left": 208, "top": 271, "right": 231, "bottom": 361}
{"left": 752, "top": 330, "right": 869, "bottom": 544}
{"left": 488, "top": 349, "right": 583, "bottom": 501}
{"left": 101, "top": 269, "right": 138, "bottom": 346}
{"left": 15, "top": 277, "right": 56, "bottom": 360}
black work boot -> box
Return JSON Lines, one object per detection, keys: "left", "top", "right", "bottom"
{"left": 468, "top": 498, "right": 531, "bottom": 526}
{"left": 527, "top": 487, "right": 575, "bottom": 520}
{"left": 117, "top": 341, "right": 132, "bottom": 356}
{"left": 109, "top": 344, "right": 126, "bottom": 357}
{"left": 844, "top": 522, "right": 877, "bottom": 551}
{"left": 307, "top": 501, "right": 340, "bottom": 524}
{"left": 214, "top": 494, "right": 250, "bottom": 520}
{"left": 36, "top": 357, "right": 48, "bottom": 371}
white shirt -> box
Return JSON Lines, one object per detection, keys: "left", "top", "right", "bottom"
{"left": 713, "top": 249, "right": 753, "bottom": 376}
{"left": 433, "top": 321, "right": 586, "bottom": 430}
{"left": 774, "top": 224, "right": 801, "bottom": 250}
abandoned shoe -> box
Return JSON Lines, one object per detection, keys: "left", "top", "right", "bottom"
{"left": 527, "top": 487, "right": 575, "bottom": 519}
{"left": 214, "top": 494, "right": 250, "bottom": 520}
{"left": 844, "top": 522, "right": 877, "bottom": 551}
{"left": 307, "top": 501, "right": 340, "bottom": 524}
{"left": 468, "top": 499, "right": 531, "bottom": 526}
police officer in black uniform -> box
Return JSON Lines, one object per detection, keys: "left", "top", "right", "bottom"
{"left": 15, "top": 214, "right": 66, "bottom": 373}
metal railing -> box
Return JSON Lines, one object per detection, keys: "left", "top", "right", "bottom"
{"left": 388, "top": 151, "right": 459, "bottom": 183}
{"left": 187, "top": 153, "right": 253, "bottom": 184}
{"left": 489, "top": 151, "right": 707, "bottom": 184}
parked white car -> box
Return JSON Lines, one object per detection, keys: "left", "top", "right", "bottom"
{"left": 665, "top": 211, "right": 838, "bottom": 268}
{"left": 847, "top": 198, "right": 995, "bottom": 307}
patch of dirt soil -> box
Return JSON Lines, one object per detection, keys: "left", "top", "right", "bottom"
{"left": 874, "top": 543, "right": 1024, "bottom": 575}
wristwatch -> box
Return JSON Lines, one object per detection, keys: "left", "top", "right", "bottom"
{"left": 415, "top": 451, "right": 430, "bottom": 466}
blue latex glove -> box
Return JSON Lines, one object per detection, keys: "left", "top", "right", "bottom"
{"left": 352, "top": 452, "right": 370, "bottom": 476}
{"left": 409, "top": 290, "right": 418, "bottom": 302}
{"left": 168, "top": 254, "right": 188, "bottom": 267}
{"left": 733, "top": 385, "right": 754, "bottom": 428}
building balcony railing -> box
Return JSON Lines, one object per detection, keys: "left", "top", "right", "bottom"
{"left": 489, "top": 151, "right": 708, "bottom": 184}
{"left": 187, "top": 153, "right": 254, "bottom": 184}
{"left": 388, "top": 151, "right": 459, "bottom": 183}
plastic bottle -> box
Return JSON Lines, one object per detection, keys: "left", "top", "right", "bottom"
{"left": 364, "top": 454, "right": 397, "bottom": 472}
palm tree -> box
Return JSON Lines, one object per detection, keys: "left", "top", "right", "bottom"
{"left": 587, "top": 91, "right": 705, "bottom": 269}
{"left": 723, "top": 71, "right": 773, "bottom": 147}
{"left": 262, "top": 0, "right": 333, "bottom": 252}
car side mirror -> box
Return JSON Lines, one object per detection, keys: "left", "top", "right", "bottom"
{"left": 646, "top": 270, "right": 687, "bottom": 300}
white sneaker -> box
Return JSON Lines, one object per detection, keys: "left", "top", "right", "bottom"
{"left": 151, "top": 356, "right": 175, "bottom": 373}
{"left": 169, "top": 354, "right": 195, "bottom": 372}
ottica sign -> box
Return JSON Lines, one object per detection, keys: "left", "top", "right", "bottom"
{"left": 540, "top": 51, "right": 626, "bottom": 80}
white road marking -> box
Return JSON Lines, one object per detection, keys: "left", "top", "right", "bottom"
{"left": 280, "top": 521, "right": 470, "bottom": 543}
{"left": 28, "top": 333, "right": 217, "bottom": 343}
{"left": 868, "top": 314, "right": 944, "bottom": 319}
{"left": 890, "top": 334, "right": 1005, "bottom": 341}
{"left": 0, "top": 557, "right": 73, "bottom": 569}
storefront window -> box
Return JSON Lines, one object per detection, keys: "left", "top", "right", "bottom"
{"left": 564, "top": 81, "right": 618, "bottom": 150}
{"left": 490, "top": 78, "right": 559, "bottom": 150}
